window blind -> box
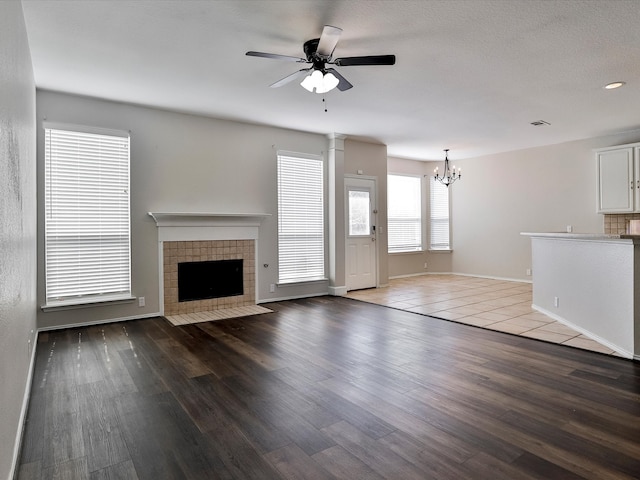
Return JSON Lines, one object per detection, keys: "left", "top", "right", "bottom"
{"left": 388, "top": 174, "right": 422, "bottom": 252}
{"left": 44, "top": 126, "right": 131, "bottom": 304}
{"left": 430, "top": 176, "right": 450, "bottom": 250}
{"left": 277, "top": 153, "right": 325, "bottom": 283}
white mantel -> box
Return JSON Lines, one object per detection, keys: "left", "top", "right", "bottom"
{"left": 148, "top": 212, "right": 270, "bottom": 241}
{"left": 149, "top": 212, "right": 270, "bottom": 315}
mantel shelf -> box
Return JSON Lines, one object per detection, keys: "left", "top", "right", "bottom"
{"left": 148, "top": 212, "right": 271, "bottom": 228}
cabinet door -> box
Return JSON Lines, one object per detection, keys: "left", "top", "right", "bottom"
{"left": 636, "top": 147, "right": 640, "bottom": 212}
{"left": 596, "top": 147, "right": 634, "bottom": 213}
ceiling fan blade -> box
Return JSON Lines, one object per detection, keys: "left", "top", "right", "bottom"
{"left": 325, "top": 68, "right": 353, "bottom": 91}
{"left": 269, "top": 68, "right": 312, "bottom": 88}
{"left": 316, "top": 25, "right": 342, "bottom": 58}
{"left": 334, "top": 55, "right": 396, "bottom": 66}
{"left": 246, "top": 51, "right": 307, "bottom": 63}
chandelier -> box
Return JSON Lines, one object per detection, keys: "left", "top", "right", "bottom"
{"left": 434, "top": 149, "right": 461, "bottom": 187}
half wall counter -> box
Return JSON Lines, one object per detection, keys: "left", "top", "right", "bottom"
{"left": 521, "top": 232, "right": 640, "bottom": 360}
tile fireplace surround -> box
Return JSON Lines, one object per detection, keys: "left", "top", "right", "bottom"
{"left": 163, "top": 239, "right": 254, "bottom": 315}
{"left": 148, "top": 212, "right": 269, "bottom": 316}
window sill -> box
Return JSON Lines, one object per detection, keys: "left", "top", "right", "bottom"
{"left": 428, "top": 249, "right": 452, "bottom": 253}
{"left": 277, "top": 278, "right": 328, "bottom": 287}
{"left": 41, "top": 294, "right": 136, "bottom": 312}
{"left": 389, "top": 250, "right": 425, "bottom": 255}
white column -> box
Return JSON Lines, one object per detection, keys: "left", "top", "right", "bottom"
{"left": 327, "top": 133, "right": 347, "bottom": 295}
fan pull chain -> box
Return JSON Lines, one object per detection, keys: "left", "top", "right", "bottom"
{"left": 323, "top": 93, "right": 328, "bottom": 113}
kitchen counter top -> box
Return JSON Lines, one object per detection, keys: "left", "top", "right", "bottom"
{"left": 521, "top": 232, "right": 640, "bottom": 243}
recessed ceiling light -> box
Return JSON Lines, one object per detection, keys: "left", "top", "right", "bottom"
{"left": 604, "top": 81, "right": 626, "bottom": 90}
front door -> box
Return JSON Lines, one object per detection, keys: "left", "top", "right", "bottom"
{"left": 345, "top": 177, "right": 377, "bottom": 291}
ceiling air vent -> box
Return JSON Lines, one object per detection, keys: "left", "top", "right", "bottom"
{"left": 530, "top": 120, "right": 551, "bottom": 126}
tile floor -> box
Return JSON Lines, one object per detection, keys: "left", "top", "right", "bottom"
{"left": 346, "top": 274, "right": 619, "bottom": 356}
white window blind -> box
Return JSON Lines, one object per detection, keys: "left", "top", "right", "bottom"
{"left": 430, "top": 176, "right": 450, "bottom": 250}
{"left": 388, "top": 174, "right": 422, "bottom": 252}
{"left": 44, "top": 126, "right": 131, "bottom": 305}
{"left": 277, "top": 153, "right": 325, "bottom": 283}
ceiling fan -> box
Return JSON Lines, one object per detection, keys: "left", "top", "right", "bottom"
{"left": 246, "top": 25, "right": 396, "bottom": 93}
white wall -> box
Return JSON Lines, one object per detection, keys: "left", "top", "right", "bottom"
{"left": 36, "top": 91, "right": 330, "bottom": 329}
{"left": 0, "top": 2, "right": 38, "bottom": 478}
{"left": 389, "top": 131, "right": 640, "bottom": 280}
{"left": 453, "top": 133, "right": 640, "bottom": 280}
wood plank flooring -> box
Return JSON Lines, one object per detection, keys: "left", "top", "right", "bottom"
{"left": 17, "top": 296, "right": 640, "bottom": 479}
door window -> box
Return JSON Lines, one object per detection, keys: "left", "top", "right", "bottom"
{"left": 348, "top": 190, "right": 370, "bottom": 236}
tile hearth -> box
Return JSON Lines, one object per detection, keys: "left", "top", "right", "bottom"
{"left": 165, "top": 305, "right": 272, "bottom": 326}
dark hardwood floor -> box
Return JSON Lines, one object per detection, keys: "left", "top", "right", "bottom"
{"left": 17, "top": 296, "right": 640, "bottom": 479}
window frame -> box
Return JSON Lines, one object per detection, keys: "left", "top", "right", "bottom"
{"left": 429, "top": 176, "right": 452, "bottom": 252}
{"left": 43, "top": 123, "right": 132, "bottom": 308}
{"left": 387, "top": 173, "right": 424, "bottom": 253}
{"left": 276, "top": 151, "right": 326, "bottom": 285}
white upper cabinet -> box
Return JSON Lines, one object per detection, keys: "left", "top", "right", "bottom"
{"left": 596, "top": 144, "right": 640, "bottom": 213}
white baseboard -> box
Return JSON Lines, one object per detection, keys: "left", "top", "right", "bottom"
{"left": 328, "top": 286, "right": 347, "bottom": 296}
{"left": 389, "top": 272, "right": 433, "bottom": 280}
{"left": 453, "top": 272, "right": 532, "bottom": 284}
{"left": 532, "top": 304, "right": 634, "bottom": 359}
{"left": 390, "top": 271, "right": 532, "bottom": 284}
{"left": 37, "top": 312, "right": 161, "bottom": 332}
{"left": 257, "top": 292, "right": 329, "bottom": 304}
{"left": 10, "top": 329, "right": 39, "bottom": 480}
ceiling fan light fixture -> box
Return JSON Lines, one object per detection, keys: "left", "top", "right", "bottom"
{"left": 300, "top": 70, "right": 339, "bottom": 94}
{"left": 319, "top": 71, "right": 339, "bottom": 93}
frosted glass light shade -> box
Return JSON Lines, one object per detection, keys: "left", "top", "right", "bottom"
{"left": 301, "top": 70, "right": 339, "bottom": 94}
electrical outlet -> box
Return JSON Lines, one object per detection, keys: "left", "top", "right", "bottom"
{"left": 424, "top": 262, "right": 428, "bottom": 269}
{"left": 566, "top": 225, "right": 573, "bottom": 233}
{"left": 138, "top": 296, "right": 145, "bottom": 307}
{"left": 554, "top": 296, "right": 559, "bottom": 307}
{"left": 526, "top": 268, "right": 532, "bottom": 276}
{"left": 269, "top": 284, "right": 275, "bottom": 293}
{"left": 27, "top": 329, "right": 34, "bottom": 356}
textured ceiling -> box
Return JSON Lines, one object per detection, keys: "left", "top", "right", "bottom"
{"left": 20, "top": 0, "right": 640, "bottom": 160}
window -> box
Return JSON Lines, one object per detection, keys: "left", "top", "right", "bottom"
{"left": 277, "top": 152, "right": 325, "bottom": 283}
{"left": 348, "top": 190, "right": 370, "bottom": 236}
{"left": 387, "top": 174, "right": 422, "bottom": 252}
{"left": 44, "top": 125, "right": 131, "bottom": 306}
{"left": 430, "top": 176, "right": 450, "bottom": 250}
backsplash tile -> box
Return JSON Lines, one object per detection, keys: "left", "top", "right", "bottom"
{"left": 604, "top": 213, "right": 640, "bottom": 234}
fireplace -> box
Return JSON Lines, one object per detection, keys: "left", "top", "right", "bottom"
{"left": 148, "top": 212, "right": 269, "bottom": 316}
{"left": 178, "top": 259, "right": 244, "bottom": 302}
{"left": 162, "top": 239, "right": 254, "bottom": 315}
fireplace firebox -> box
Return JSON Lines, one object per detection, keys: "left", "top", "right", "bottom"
{"left": 178, "top": 259, "right": 244, "bottom": 302}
